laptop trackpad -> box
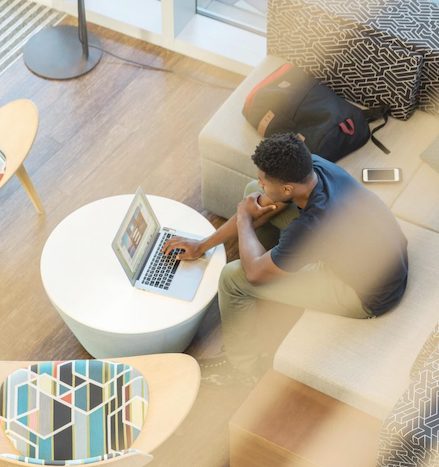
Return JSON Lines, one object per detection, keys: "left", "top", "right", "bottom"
{"left": 169, "top": 259, "right": 206, "bottom": 301}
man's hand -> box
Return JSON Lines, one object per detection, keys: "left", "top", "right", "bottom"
{"left": 237, "top": 192, "right": 277, "bottom": 221}
{"left": 162, "top": 236, "right": 205, "bottom": 261}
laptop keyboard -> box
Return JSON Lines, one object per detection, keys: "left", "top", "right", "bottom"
{"left": 141, "top": 233, "right": 182, "bottom": 290}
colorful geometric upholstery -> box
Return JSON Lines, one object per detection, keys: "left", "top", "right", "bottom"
{"left": 0, "top": 449, "right": 141, "bottom": 465}
{"left": 0, "top": 360, "right": 149, "bottom": 463}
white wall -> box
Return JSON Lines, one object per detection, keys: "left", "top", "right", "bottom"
{"left": 31, "top": 0, "right": 266, "bottom": 75}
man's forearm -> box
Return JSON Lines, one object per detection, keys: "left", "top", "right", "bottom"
{"left": 200, "top": 214, "right": 239, "bottom": 252}
{"left": 199, "top": 203, "right": 285, "bottom": 253}
{"left": 237, "top": 214, "right": 266, "bottom": 274}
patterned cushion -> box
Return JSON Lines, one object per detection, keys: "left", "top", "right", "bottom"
{"left": 377, "top": 323, "right": 439, "bottom": 466}
{"left": 0, "top": 360, "right": 149, "bottom": 462}
{"left": 267, "top": 0, "right": 435, "bottom": 120}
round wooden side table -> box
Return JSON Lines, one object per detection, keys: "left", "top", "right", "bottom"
{"left": 0, "top": 99, "right": 44, "bottom": 213}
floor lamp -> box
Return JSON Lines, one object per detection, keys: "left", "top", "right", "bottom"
{"left": 23, "top": 0, "right": 102, "bottom": 80}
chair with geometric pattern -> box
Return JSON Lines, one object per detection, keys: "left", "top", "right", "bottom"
{"left": 0, "top": 354, "right": 200, "bottom": 467}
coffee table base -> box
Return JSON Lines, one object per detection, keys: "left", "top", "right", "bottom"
{"left": 57, "top": 301, "right": 214, "bottom": 358}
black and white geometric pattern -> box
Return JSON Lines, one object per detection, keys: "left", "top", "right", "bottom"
{"left": 377, "top": 323, "right": 439, "bottom": 467}
{"left": 267, "top": 0, "right": 439, "bottom": 120}
{"left": 410, "top": 323, "right": 439, "bottom": 379}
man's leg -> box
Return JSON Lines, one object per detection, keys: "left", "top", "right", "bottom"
{"left": 219, "top": 260, "right": 371, "bottom": 374}
{"left": 212, "top": 181, "right": 303, "bottom": 375}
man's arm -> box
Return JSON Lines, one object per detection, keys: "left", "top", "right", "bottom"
{"left": 237, "top": 199, "right": 288, "bottom": 285}
{"left": 200, "top": 195, "right": 285, "bottom": 251}
{"left": 163, "top": 193, "right": 288, "bottom": 260}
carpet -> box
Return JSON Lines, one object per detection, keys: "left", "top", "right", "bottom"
{"left": 0, "top": 0, "right": 65, "bottom": 76}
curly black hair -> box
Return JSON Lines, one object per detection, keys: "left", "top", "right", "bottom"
{"left": 251, "top": 133, "right": 313, "bottom": 183}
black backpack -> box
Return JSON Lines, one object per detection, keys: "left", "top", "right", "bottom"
{"left": 243, "top": 63, "right": 390, "bottom": 162}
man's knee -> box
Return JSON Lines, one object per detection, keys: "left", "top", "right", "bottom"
{"left": 244, "top": 180, "right": 261, "bottom": 198}
{"left": 219, "top": 260, "right": 248, "bottom": 295}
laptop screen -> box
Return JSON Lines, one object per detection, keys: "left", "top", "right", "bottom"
{"left": 112, "top": 188, "right": 160, "bottom": 284}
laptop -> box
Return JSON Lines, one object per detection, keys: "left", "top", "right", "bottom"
{"left": 112, "top": 188, "right": 214, "bottom": 301}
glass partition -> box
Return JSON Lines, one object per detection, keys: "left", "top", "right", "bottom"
{"left": 196, "top": 0, "right": 267, "bottom": 35}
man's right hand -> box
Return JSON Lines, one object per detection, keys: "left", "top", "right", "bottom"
{"left": 162, "top": 236, "right": 205, "bottom": 261}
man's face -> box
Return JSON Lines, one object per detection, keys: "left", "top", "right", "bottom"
{"left": 257, "top": 170, "right": 293, "bottom": 203}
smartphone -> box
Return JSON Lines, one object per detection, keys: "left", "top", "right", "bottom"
{"left": 362, "top": 168, "right": 401, "bottom": 183}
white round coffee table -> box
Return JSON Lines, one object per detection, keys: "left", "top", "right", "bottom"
{"left": 40, "top": 194, "right": 226, "bottom": 358}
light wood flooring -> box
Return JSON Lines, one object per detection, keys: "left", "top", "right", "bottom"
{"left": 0, "top": 18, "right": 250, "bottom": 467}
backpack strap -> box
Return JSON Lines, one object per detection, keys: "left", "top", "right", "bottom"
{"left": 363, "top": 105, "right": 391, "bottom": 155}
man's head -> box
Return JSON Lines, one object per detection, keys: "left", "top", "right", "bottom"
{"left": 251, "top": 133, "right": 314, "bottom": 203}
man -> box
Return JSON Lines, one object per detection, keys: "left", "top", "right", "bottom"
{"left": 163, "top": 133, "right": 408, "bottom": 384}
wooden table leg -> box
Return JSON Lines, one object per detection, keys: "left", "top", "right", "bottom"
{"left": 15, "top": 165, "right": 44, "bottom": 214}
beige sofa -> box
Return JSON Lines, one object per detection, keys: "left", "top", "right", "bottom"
{"left": 199, "top": 55, "right": 439, "bottom": 435}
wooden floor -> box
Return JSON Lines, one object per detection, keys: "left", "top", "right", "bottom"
{"left": 0, "top": 18, "right": 251, "bottom": 467}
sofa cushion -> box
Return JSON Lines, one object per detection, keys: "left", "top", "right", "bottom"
{"left": 420, "top": 133, "right": 439, "bottom": 172}
{"left": 0, "top": 360, "right": 149, "bottom": 462}
{"left": 200, "top": 55, "right": 285, "bottom": 179}
{"left": 393, "top": 162, "right": 439, "bottom": 233}
{"left": 338, "top": 111, "right": 439, "bottom": 207}
{"left": 273, "top": 219, "right": 439, "bottom": 420}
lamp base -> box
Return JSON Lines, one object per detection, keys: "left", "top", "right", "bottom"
{"left": 23, "top": 25, "right": 102, "bottom": 80}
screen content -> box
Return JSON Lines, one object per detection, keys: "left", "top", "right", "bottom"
{"left": 367, "top": 169, "right": 396, "bottom": 181}
{"left": 119, "top": 204, "right": 157, "bottom": 274}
